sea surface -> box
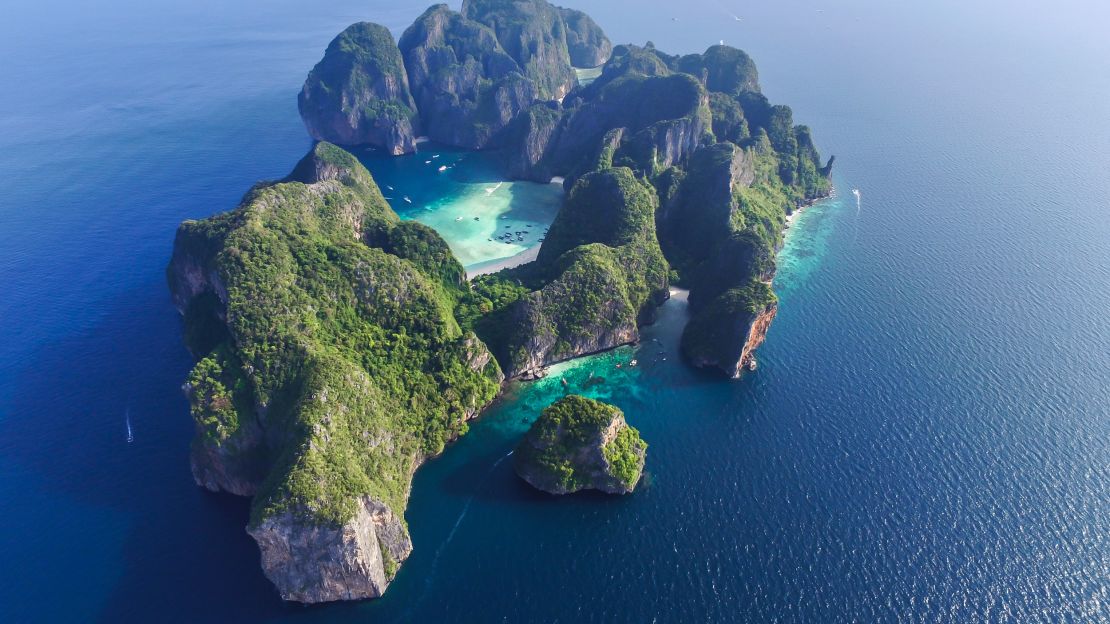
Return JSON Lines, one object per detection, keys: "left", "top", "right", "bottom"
{"left": 1, "top": 0, "right": 1108, "bottom": 622}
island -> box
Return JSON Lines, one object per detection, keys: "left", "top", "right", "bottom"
{"left": 514, "top": 395, "right": 646, "bottom": 495}
{"left": 168, "top": 0, "right": 831, "bottom": 604}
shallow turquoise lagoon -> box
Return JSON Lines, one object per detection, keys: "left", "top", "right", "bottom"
{"left": 355, "top": 145, "right": 563, "bottom": 272}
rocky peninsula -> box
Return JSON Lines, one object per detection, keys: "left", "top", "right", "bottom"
{"left": 515, "top": 395, "right": 646, "bottom": 495}
{"left": 169, "top": 0, "right": 831, "bottom": 605}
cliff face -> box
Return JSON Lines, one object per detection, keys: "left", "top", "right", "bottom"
{"left": 299, "top": 23, "right": 419, "bottom": 154}
{"left": 168, "top": 142, "right": 502, "bottom": 603}
{"left": 657, "top": 142, "right": 753, "bottom": 276}
{"left": 398, "top": 5, "right": 537, "bottom": 149}
{"left": 558, "top": 8, "right": 612, "bottom": 68}
{"left": 503, "top": 73, "right": 712, "bottom": 184}
{"left": 247, "top": 496, "right": 412, "bottom": 603}
{"left": 514, "top": 395, "right": 646, "bottom": 494}
{"left": 682, "top": 289, "right": 777, "bottom": 378}
{"left": 461, "top": 0, "right": 578, "bottom": 101}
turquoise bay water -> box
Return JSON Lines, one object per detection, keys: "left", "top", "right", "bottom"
{"left": 1, "top": 0, "right": 1108, "bottom": 621}
{"left": 354, "top": 145, "right": 563, "bottom": 271}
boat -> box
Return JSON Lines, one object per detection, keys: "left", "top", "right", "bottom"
{"left": 747, "top": 358, "right": 758, "bottom": 371}
{"left": 403, "top": 196, "right": 412, "bottom": 204}
{"left": 455, "top": 216, "right": 463, "bottom": 221}
{"left": 629, "top": 359, "right": 638, "bottom": 367}
{"left": 438, "top": 166, "right": 447, "bottom": 172}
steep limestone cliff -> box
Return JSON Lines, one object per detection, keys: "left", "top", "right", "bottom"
{"left": 462, "top": 0, "right": 578, "bottom": 101}
{"left": 399, "top": 4, "right": 537, "bottom": 149}
{"left": 247, "top": 496, "right": 412, "bottom": 603}
{"left": 681, "top": 285, "right": 777, "bottom": 378}
{"left": 299, "top": 23, "right": 420, "bottom": 154}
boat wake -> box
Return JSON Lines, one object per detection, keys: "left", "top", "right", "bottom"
{"left": 485, "top": 181, "right": 504, "bottom": 195}
{"left": 125, "top": 408, "right": 133, "bottom": 443}
{"left": 418, "top": 449, "right": 514, "bottom": 595}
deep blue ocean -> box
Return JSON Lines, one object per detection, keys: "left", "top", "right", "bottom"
{"left": 2, "top": 0, "right": 1108, "bottom": 621}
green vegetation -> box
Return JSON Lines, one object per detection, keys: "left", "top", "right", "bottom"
{"left": 381, "top": 542, "right": 398, "bottom": 580}
{"left": 479, "top": 168, "right": 669, "bottom": 376}
{"left": 602, "top": 426, "right": 648, "bottom": 491}
{"left": 185, "top": 345, "right": 252, "bottom": 446}
{"left": 171, "top": 143, "right": 501, "bottom": 528}
{"left": 299, "top": 22, "right": 418, "bottom": 149}
{"left": 515, "top": 395, "right": 645, "bottom": 493}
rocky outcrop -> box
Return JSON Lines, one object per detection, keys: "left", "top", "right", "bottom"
{"left": 168, "top": 143, "right": 502, "bottom": 604}
{"left": 655, "top": 140, "right": 805, "bottom": 377}
{"left": 299, "top": 23, "right": 419, "bottom": 154}
{"left": 505, "top": 71, "right": 712, "bottom": 183}
{"left": 502, "top": 103, "right": 563, "bottom": 181}
{"left": 675, "top": 45, "right": 760, "bottom": 96}
{"left": 399, "top": 4, "right": 537, "bottom": 149}
{"left": 494, "top": 275, "right": 641, "bottom": 378}
{"left": 481, "top": 168, "right": 669, "bottom": 378}
{"left": 247, "top": 496, "right": 412, "bottom": 603}
{"left": 558, "top": 8, "right": 612, "bottom": 68}
{"left": 514, "top": 395, "right": 646, "bottom": 494}
{"left": 462, "top": 0, "right": 578, "bottom": 101}
{"left": 681, "top": 285, "right": 777, "bottom": 378}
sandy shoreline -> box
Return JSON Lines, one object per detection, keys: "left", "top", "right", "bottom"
{"left": 467, "top": 245, "right": 541, "bottom": 279}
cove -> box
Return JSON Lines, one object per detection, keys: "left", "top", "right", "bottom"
{"left": 355, "top": 144, "right": 563, "bottom": 273}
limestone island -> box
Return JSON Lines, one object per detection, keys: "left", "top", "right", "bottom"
{"left": 515, "top": 395, "right": 646, "bottom": 495}
{"left": 167, "top": 0, "right": 831, "bottom": 605}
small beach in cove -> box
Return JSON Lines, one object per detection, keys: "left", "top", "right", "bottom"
{"left": 356, "top": 144, "right": 563, "bottom": 272}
